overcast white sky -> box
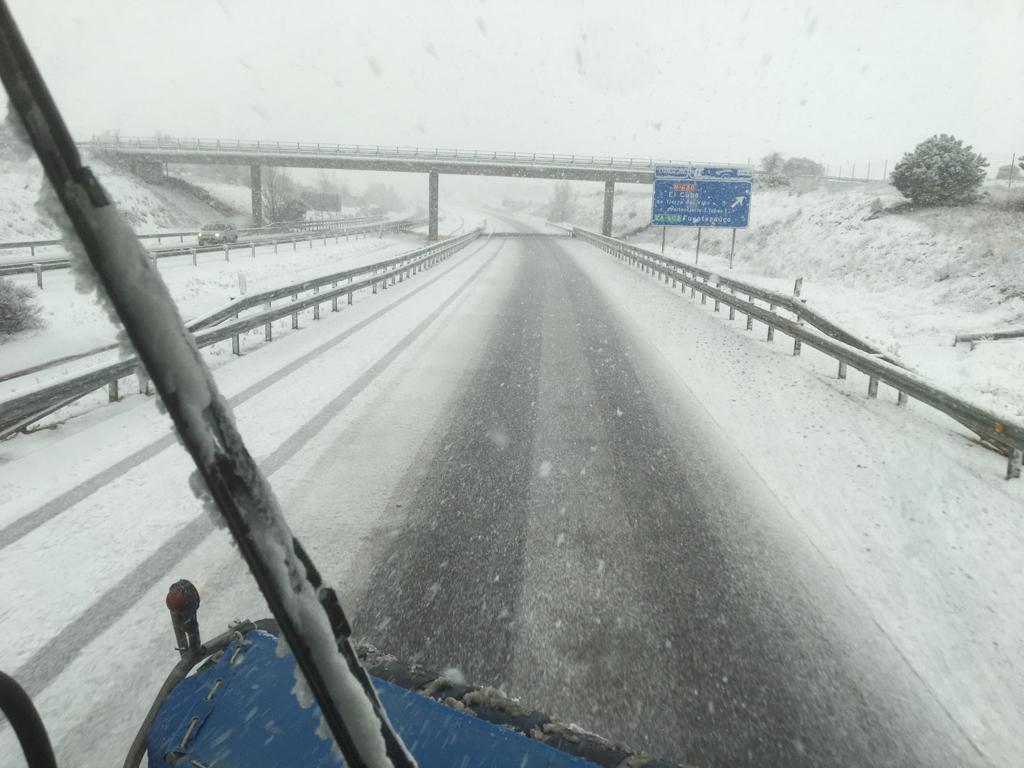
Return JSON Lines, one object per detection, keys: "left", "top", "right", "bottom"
{"left": 8, "top": 0, "right": 1024, "bottom": 169}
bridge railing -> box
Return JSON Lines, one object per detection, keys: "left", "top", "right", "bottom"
{"left": 571, "top": 227, "right": 1024, "bottom": 479}
{"left": 83, "top": 135, "right": 702, "bottom": 170}
{"left": 0, "top": 230, "right": 481, "bottom": 440}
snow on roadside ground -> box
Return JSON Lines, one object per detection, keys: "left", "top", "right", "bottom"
{"left": 0, "top": 238, "right": 505, "bottom": 767}
{"left": 568, "top": 240, "right": 1024, "bottom": 766}
{"left": 561, "top": 180, "right": 1024, "bottom": 421}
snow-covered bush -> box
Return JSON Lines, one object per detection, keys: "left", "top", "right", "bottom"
{"left": 0, "top": 277, "right": 43, "bottom": 336}
{"left": 782, "top": 156, "right": 824, "bottom": 177}
{"left": 996, "top": 164, "right": 1022, "bottom": 181}
{"left": 890, "top": 134, "right": 988, "bottom": 206}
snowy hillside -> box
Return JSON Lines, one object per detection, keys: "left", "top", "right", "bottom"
{"left": 566, "top": 180, "right": 1024, "bottom": 310}
{"left": 553, "top": 180, "right": 1024, "bottom": 419}
{"left": 0, "top": 153, "right": 238, "bottom": 242}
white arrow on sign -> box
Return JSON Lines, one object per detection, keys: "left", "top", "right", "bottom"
{"left": 731, "top": 195, "right": 746, "bottom": 208}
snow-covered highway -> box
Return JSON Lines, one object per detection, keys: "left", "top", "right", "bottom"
{"left": 1, "top": 216, "right": 1021, "bottom": 768}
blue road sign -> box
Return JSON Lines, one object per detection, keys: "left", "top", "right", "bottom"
{"left": 652, "top": 164, "right": 753, "bottom": 228}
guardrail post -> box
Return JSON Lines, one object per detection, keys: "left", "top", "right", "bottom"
{"left": 251, "top": 243, "right": 256, "bottom": 259}
{"left": 265, "top": 321, "right": 272, "bottom": 341}
{"left": 191, "top": 248, "right": 197, "bottom": 266}
{"left": 868, "top": 377, "right": 879, "bottom": 398}
{"left": 897, "top": 390, "right": 908, "bottom": 406}
{"left": 35, "top": 264, "right": 43, "bottom": 289}
{"left": 108, "top": 379, "right": 119, "bottom": 402}
{"left": 331, "top": 284, "right": 339, "bottom": 312}
{"left": 714, "top": 297, "right": 720, "bottom": 312}
{"left": 292, "top": 238, "right": 296, "bottom": 251}
{"left": 274, "top": 240, "right": 279, "bottom": 254}
{"left": 30, "top": 244, "right": 35, "bottom": 259}
{"left": 793, "top": 338, "right": 802, "bottom": 356}
{"left": 794, "top": 277, "right": 803, "bottom": 297}
{"left": 309, "top": 236, "right": 313, "bottom": 250}
{"left": 231, "top": 335, "right": 241, "bottom": 355}
{"left": 728, "top": 289, "right": 736, "bottom": 320}
{"left": 224, "top": 245, "right": 230, "bottom": 262}
{"left": 767, "top": 325, "right": 775, "bottom": 342}
{"left": 291, "top": 310, "right": 299, "bottom": 329}
{"left": 1008, "top": 448, "right": 1022, "bottom": 480}
{"left": 347, "top": 290, "right": 354, "bottom": 305}
{"left": 837, "top": 361, "right": 847, "bottom": 379}
{"left": 313, "top": 286, "right": 320, "bottom": 320}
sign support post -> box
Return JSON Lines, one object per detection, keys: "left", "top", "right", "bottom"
{"left": 661, "top": 226, "right": 666, "bottom": 254}
{"left": 695, "top": 227, "right": 702, "bottom": 265}
{"left": 729, "top": 228, "right": 737, "bottom": 269}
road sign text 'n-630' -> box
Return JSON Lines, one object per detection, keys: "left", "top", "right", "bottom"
{"left": 651, "top": 164, "right": 752, "bottom": 228}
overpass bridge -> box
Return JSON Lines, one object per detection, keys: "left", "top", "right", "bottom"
{"left": 80, "top": 136, "right": 711, "bottom": 237}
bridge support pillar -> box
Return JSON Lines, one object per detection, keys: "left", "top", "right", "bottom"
{"left": 602, "top": 180, "right": 615, "bottom": 236}
{"left": 250, "top": 165, "right": 264, "bottom": 226}
{"left": 428, "top": 170, "right": 439, "bottom": 241}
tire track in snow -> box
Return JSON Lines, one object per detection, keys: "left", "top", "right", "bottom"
{"left": 0, "top": 238, "right": 495, "bottom": 552}
{"left": 9, "top": 239, "right": 507, "bottom": 699}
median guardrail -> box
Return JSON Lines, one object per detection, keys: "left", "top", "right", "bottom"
{"left": 0, "top": 217, "right": 415, "bottom": 283}
{"left": 0, "top": 215, "right": 380, "bottom": 256}
{"left": 572, "top": 227, "right": 1024, "bottom": 479}
{"left": 0, "top": 230, "right": 481, "bottom": 440}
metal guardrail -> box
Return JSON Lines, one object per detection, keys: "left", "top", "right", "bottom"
{"left": 561, "top": 224, "right": 904, "bottom": 369}
{"left": 0, "top": 216, "right": 381, "bottom": 256}
{"left": 0, "top": 230, "right": 481, "bottom": 439}
{"left": 954, "top": 327, "right": 1024, "bottom": 350}
{"left": 488, "top": 231, "right": 569, "bottom": 238}
{"left": 572, "top": 227, "right": 1024, "bottom": 479}
{"left": 0, "top": 218, "right": 412, "bottom": 282}
{"left": 0, "top": 218, "right": 424, "bottom": 383}
{"left": 0, "top": 230, "right": 195, "bottom": 252}
{"left": 544, "top": 221, "right": 575, "bottom": 234}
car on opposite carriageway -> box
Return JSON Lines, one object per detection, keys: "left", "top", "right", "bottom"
{"left": 197, "top": 221, "right": 239, "bottom": 246}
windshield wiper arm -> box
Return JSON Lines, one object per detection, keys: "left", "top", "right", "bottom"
{"left": 0, "top": 4, "right": 414, "bottom": 767}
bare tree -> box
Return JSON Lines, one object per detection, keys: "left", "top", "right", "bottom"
{"left": 761, "top": 152, "right": 785, "bottom": 176}
{"left": 760, "top": 152, "right": 788, "bottom": 186}
{"left": 263, "top": 166, "right": 298, "bottom": 222}
{"left": 547, "top": 182, "right": 576, "bottom": 222}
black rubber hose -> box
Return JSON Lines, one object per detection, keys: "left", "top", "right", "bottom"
{"left": 0, "top": 671, "right": 59, "bottom": 768}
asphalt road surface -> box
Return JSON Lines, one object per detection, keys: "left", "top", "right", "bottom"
{"left": 0, "top": 223, "right": 983, "bottom": 768}
{"left": 354, "top": 230, "right": 977, "bottom": 768}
